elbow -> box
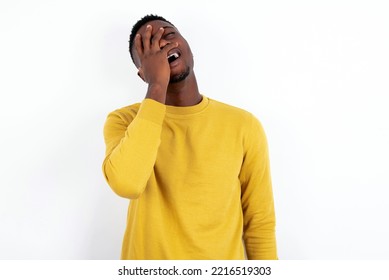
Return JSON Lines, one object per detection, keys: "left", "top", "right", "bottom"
{"left": 108, "top": 178, "right": 145, "bottom": 199}
{"left": 102, "top": 159, "right": 146, "bottom": 199}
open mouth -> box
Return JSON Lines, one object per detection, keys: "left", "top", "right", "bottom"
{"left": 167, "top": 52, "right": 180, "bottom": 63}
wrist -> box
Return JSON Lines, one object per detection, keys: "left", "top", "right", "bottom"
{"left": 145, "top": 83, "right": 167, "bottom": 104}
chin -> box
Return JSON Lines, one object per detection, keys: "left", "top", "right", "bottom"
{"left": 169, "top": 66, "right": 190, "bottom": 84}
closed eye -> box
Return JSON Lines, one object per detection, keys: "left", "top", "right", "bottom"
{"left": 164, "top": 32, "right": 175, "bottom": 39}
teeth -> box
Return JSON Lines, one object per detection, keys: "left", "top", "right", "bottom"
{"left": 167, "top": 52, "right": 179, "bottom": 63}
{"left": 167, "top": 53, "right": 179, "bottom": 59}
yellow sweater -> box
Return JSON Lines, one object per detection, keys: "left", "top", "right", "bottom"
{"left": 102, "top": 96, "right": 277, "bottom": 260}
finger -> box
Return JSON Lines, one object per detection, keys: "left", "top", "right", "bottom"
{"left": 161, "top": 42, "right": 179, "bottom": 55}
{"left": 134, "top": 34, "right": 143, "bottom": 57}
{"left": 151, "top": 27, "right": 164, "bottom": 51}
{"left": 142, "top": 25, "right": 152, "bottom": 51}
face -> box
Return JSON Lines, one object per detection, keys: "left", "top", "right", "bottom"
{"left": 132, "top": 20, "right": 194, "bottom": 83}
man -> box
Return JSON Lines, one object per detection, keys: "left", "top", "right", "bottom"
{"left": 102, "top": 14, "right": 278, "bottom": 260}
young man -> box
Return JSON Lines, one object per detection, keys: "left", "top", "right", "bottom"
{"left": 102, "top": 14, "right": 278, "bottom": 260}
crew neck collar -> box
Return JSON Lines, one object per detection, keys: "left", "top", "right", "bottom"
{"left": 165, "top": 95, "right": 209, "bottom": 116}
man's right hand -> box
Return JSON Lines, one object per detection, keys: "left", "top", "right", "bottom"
{"left": 134, "top": 25, "right": 178, "bottom": 103}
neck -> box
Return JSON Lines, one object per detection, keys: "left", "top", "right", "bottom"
{"left": 165, "top": 72, "right": 202, "bottom": 106}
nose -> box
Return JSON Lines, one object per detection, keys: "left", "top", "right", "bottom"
{"left": 159, "top": 39, "right": 171, "bottom": 49}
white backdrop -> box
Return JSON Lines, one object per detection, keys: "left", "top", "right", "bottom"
{"left": 1, "top": 0, "right": 388, "bottom": 259}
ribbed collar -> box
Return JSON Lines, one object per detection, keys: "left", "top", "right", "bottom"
{"left": 165, "top": 95, "right": 209, "bottom": 117}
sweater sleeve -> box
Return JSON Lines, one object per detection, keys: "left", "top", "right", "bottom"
{"left": 239, "top": 115, "right": 278, "bottom": 260}
{"left": 102, "top": 99, "right": 166, "bottom": 199}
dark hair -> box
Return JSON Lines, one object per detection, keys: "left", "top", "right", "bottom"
{"left": 128, "top": 14, "right": 174, "bottom": 63}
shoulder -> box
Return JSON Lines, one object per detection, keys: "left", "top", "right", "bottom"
{"left": 207, "top": 97, "right": 259, "bottom": 126}
{"left": 105, "top": 102, "right": 141, "bottom": 125}
{"left": 206, "top": 97, "right": 268, "bottom": 145}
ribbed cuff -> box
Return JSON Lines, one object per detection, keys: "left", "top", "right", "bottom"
{"left": 137, "top": 98, "right": 166, "bottom": 126}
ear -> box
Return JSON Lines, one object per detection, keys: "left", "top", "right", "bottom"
{"left": 137, "top": 67, "right": 145, "bottom": 82}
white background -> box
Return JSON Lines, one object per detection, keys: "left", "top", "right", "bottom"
{"left": 1, "top": 0, "right": 388, "bottom": 259}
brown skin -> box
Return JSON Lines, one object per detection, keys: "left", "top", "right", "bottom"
{"left": 132, "top": 20, "right": 202, "bottom": 106}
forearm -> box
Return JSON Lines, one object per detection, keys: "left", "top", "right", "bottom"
{"left": 244, "top": 210, "right": 278, "bottom": 260}
{"left": 242, "top": 171, "right": 277, "bottom": 260}
{"left": 102, "top": 99, "right": 165, "bottom": 199}
{"left": 145, "top": 83, "right": 168, "bottom": 104}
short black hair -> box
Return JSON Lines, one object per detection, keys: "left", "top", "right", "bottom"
{"left": 128, "top": 14, "right": 174, "bottom": 63}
